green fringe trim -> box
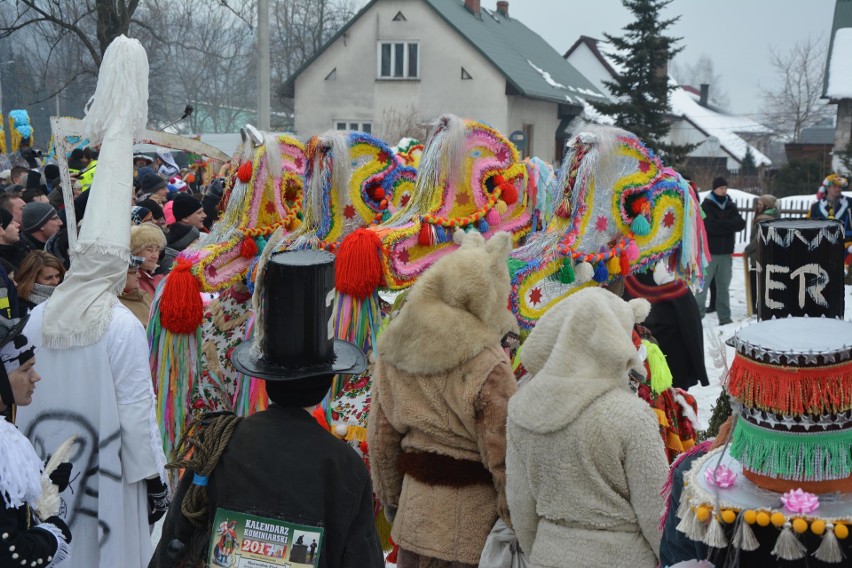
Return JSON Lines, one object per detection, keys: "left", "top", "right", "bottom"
{"left": 730, "top": 418, "right": 852, "bottom": 481}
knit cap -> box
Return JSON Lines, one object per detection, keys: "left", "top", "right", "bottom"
{"left": 167, "top": 222, "right": 200, "bottom": 250}
{"left": 22, "top": 202, "right": 58, "bottom": 232}
{"left": 171, "top": 194, "right": 202, "bottom": 222}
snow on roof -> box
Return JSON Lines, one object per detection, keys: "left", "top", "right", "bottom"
{"left": 527, "top": 60, "right": 567, "bottom": 89}
{"left": 670, "top": 87, "right": 772, "bottom": 166}
{"left": 580, "top": 99, "right": 615, "bottom": 125}
{"left": 826, "top": 28, "right": 852, "bottom": 99}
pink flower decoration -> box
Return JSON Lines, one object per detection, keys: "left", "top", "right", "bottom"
{"left": 704, "top": 465, "right": 737, "bottom": 488}
{"left": 781, "top": 489, "right": 819, "bottom": 514}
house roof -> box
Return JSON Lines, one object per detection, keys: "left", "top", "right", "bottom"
{"left": 823, "top": 0, "right": 852, "bottom": 99}
{"left": 566, "top": 35, "right": 772, "bottom": 166}
{"left": 281, "top": 0, "right": 607, "bottom": 105}
{"left": 670, "top": 87, "right": 771, "bottom": 166}
{"left": 798, "top": 125, "right": 835, "bottom": 145}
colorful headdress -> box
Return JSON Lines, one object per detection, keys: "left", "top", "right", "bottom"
{"left": 335, "top": 114, "right": 533, "bottom": 299}
{"left": 816, "top": 173, "right": 849, "bottom": 200}
{"left": 280, "top": 130, "right": 416, "bottom": 252}
{"left": 9, "top": 110, "right": 33, "bottom": 152}
{"left": 393, "top": 137, "right": 424, "bottom": 169}
{"left": 509, "top": 126, "right": 710, "bottom": 330}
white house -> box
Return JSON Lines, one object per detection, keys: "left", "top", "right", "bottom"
{"left": 281, "top": 0, "right": 608, "bottom": 162}
{"left": 564, "top": 35, "right": 772, "bottom": 172}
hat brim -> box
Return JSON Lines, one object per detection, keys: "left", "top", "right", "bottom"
{"left": 230, "top": 338, "right": 366, "bottom": 381}
{"left": 0, "top": 316, "right": 29, "bottom": 349}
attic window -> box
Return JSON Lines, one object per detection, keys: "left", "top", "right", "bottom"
{"left": 325, "top": 68, "right": 337, "bottom": 80}
{"left": 461, "top": 67, "right": 473, "bottom": 80}
{"left": 393, "top": 11, "right": 407, "bottom": 21}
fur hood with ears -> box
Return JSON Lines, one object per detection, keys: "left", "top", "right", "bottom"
{"left": 510, "top": 288, "right": 650, "bottom": 434}
{"left": 377, "top": 231, "right": 519, "bottom": 375}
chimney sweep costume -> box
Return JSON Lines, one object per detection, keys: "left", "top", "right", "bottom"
{"left": 152, "top": 248, "right": 384, "bottom": 568}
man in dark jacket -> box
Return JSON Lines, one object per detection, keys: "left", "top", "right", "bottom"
{"left": 694, "top": 177, "right": 745, "bottom": 325}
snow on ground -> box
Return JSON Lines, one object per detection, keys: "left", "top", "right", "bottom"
{"left": 688, "top": 262, "right": 852, "bottom": 431}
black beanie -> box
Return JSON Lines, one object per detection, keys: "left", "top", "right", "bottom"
{"left": 265, "top": 375, "right": 334, "bottom": 408}
{"left": 712, "top": 177, "right": 728, "bottom": 190}
{"left": 139, "top": 198, "right": 164, "bottom": 220}
{"left": 44, "top": 164, "right": 60, "bottom": 182}
{"left": 171, "top": 194, "right": 202, "bottom": 222}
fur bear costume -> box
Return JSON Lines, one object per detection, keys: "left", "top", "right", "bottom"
{"left": 506, "top": 287, "right": 668, "bottom": 568}
{"left": 369, "top": 231, "right": 518, "bottom": 567}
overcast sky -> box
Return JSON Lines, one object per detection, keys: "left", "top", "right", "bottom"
{"left": 509, "top": 0, "right": 836, "bottom": 117}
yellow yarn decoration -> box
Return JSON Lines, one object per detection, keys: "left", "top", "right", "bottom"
{"left": 375, "top": 508, "right": 394, "bottom": 550}
{"left": 771, "top": 512, "right": 786, "bottom": 527}
{"left": 696, "top": 506, "right": 711, "bottom": 522}
{"left": 811, "top": 520, "right": 826, "bottom": 535}
{"left": 835, "top": 523, "right": 849, "bottom": 539}
{"left": 606, "top": 255, "right": 621, "bottom": 276}
{"left": 343, "top": 425, "right": 368, "bottom": 443}
{"left": 743, "top": 510, "right": 756, "bottom": 525}
{"left": 721, "top": 509, "right": 736, "bottom": 524}
{"left": 792, "top": 518, "right": 808, "bottom": 534}
{"left": 756, "top": 511, "right": 771, "bottom": 527}
{"left": 642, "top": 340, "right": 673, "bottom": 394}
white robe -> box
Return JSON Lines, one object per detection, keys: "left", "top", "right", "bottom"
{"left": 16, "top": 303, "right": 166, "bottom": 568}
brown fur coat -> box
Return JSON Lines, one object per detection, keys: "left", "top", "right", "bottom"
{"left": 369, "top": 232, "right": 518, "bottom": 564}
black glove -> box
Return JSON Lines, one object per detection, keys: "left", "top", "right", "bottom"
{"left": 146, "top": 477, "right": 170, "bottom": 525}
{"left": 44, "top": 515, "right": 72, "bottom": 544}
{"left": 49, "top": 462, "right": 73, "bottom": 492}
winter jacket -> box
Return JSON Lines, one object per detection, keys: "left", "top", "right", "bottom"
{"left": 809, "top": 195, "right": 852, "bottom": 239}
{"left": 507, "top": 288, "right": 668, "bottom": 568}
{"left": 0, "top": 243, "right": 27, "bottom": 273}
{"left": 151, "top": 405, "right": 384, "bottom": 568}
{"left": 369, "top": 231, "right": 519, "bottom": 565}
{"left": 700, "top": 193, "right": 746, "bottom": 255}
{"left": 743, "top": 207, "right": 781, "bottom": 264}
{"left": 119, "top": 288, "right": 153, "bottom": 327}
{"left": 18, "top": 232, "right": 46, "bottom": 254}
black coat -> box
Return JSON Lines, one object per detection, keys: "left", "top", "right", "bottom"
{"left": 150, "top": 405, "right": 384, "bottom": 568}
{"left": 701, "top": 194, "right": 746, "bottom": 255}
{"left": 0, "top": 500, "right": 62, "bottom": 566}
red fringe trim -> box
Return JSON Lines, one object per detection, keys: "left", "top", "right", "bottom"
{"left": 728, "top": 355, "right": 852, "bottom": 415}
{"left": 159, "top": 258, "right": 203, "bottom": 334}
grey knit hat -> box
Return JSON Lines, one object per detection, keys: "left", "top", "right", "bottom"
{"left": 22, "top": 202, "right": 59, "bottom": 233}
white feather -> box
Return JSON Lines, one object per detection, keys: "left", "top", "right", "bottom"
{"left": 33, "top": 435, "right": 77, "bottom": 519}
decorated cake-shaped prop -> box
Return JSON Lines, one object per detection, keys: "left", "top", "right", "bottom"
{"left": 727, "top": 318, "right": 852, "bottom": 494}
{"left": 279, "top": 130, "right": 416, "bottom": 252}
{"left": 755, "top": 219, "right": 846, "bottom": 320}
{"left": 393, "top": 137, "right": 424, "bottom": 169}
{"left": 676, "top": 317, "right": 852, "bottom": 563}
{"left": 509, "top": 126, "right": 709, "bottom": 330}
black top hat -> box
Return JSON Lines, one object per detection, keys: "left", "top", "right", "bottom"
{"left": 230, "top": 249, "right": 366, "bottom": 381}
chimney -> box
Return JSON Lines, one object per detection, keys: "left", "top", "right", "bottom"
{"left": 465, "top": 0, "right": 481, "bottom": 18}
{"left": 496, "top": 1, "right": 509, "bottom": 17}
{"left": 699, "top": 83, "right": 710, "bottom": 107}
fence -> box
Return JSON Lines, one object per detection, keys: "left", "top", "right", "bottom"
{"left": 731, "top": 196, "right": 813, "bottom": 247}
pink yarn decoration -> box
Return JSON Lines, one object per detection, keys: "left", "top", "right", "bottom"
{"left": 781, "top": 489, "right": 819, "bottom": 514}
{"left": 704, "top": 465, "right": 737, "bottom": 488}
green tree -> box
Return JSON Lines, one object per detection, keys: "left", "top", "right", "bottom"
{"left": 740, "top": 147, "right": 758, "bottom": 175}
{"left": 592, "top": 0, "right": 694, "bottom": 165}
{"left": 774, "top": 159, "right": 827, "bottom": 198}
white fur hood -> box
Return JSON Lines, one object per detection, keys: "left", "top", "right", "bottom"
{"left": 510, "top": 288, "right": 650, "bottom": 434}
{"left": 377, "top": 231, "right": 519, "bottom": 375}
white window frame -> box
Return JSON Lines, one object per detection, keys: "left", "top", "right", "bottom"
{"left": 377, "top": 41, "right": 420, "bottom": 79}
{"left": 334, "top": 121, "right": 372, "bottom": 134}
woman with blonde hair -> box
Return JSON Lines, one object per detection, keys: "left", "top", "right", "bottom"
{"left": 15, "top": 250, "right": 65, "bottom": 314}
{"left": 131, "top": 223, "right": 167, "bottom": 296}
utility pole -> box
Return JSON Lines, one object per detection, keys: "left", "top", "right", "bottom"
{"left": 257, "top": 0, "right": 271, "bottom": 131}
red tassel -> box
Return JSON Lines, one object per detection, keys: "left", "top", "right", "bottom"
{"left": 620, "top": 253, "right": 630, "bottom": 275}
{"left": 418, "top": 223, "right": 433, "bottom": 246}
{"left": 240, "top": 236, "right": 258, "bottom": 259}
{"left": 386, "top": 541, "right": 399, "bottom": 564}
{"left": 159, "top": 258, "right": 203, "bottom": 334}
{"left": 500, "top": 181, "right": 518, "bottom": 205}
{"left": 312, "top": 406, "right": 330, "bottom": 431}
{"left": 335, "top": 228, "right": 384, "bottom": 299}
{"left": 237, "top": 160, "right": 253, "bottom": 183}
